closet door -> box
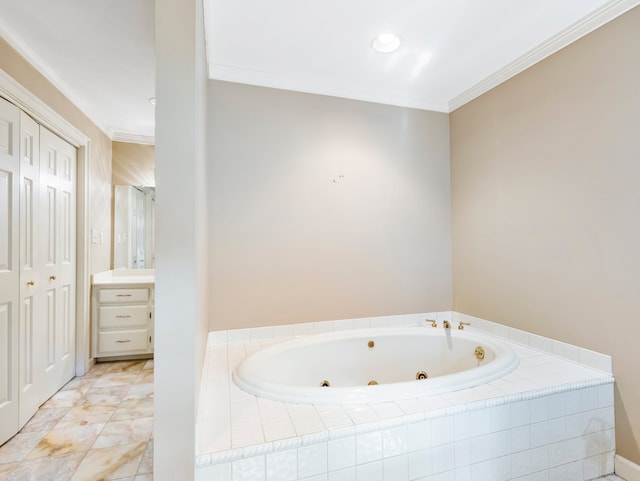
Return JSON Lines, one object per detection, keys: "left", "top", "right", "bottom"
{"left": 0, "top": 98, "right": 20, "bottom": 445}
{"left": 39, "top": 127, "right": 76, "bottom": 402}
{"left": 18, "top": 111, "right": 42, "bottom": 426}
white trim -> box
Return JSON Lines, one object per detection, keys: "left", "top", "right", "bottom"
{"left": 0, "top": 23, "right": 113, "bottom": 139}
{"left": 112, "top": 132, "right": 156, "bottom": 145}
{"left": 616, "top": 454, "right": 640, "bottom": 481}
{"left": 0, "top": 67, "right": 92, "bottom": 376}
{"left": 449, "top": 0, "right": 640, "bottom": 111}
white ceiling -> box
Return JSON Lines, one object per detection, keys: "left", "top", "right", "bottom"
{"left": 0, "top": 0, "right": 637, "bottom": 144}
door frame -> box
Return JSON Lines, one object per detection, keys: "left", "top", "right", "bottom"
{"left": 0, "top": 68, "right": 92, "bottom": 376}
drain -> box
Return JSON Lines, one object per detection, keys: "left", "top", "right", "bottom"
{"left": 368, "top": 340, "right": 375, "bottom": 349}
{"left": 416, "top": 371, "right": 429, "bottom": 380}
{"left": 320, "top": 380, "right": 330, "bottom": 387}
{"left": 368, "top": 380, "right": 378, "bottom": 385}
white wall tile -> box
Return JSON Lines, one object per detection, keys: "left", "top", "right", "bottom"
{"left": 529, "top": 445, "right": 550, "bottom": 472}
{"left": 328, "top": 436, "right": 356, "bottom": 472}
{"left": 579, "top": 348, "right": 612, "bottom": 373}
{"left": 471, "top": 434, "right": 492, "bottom": 464}
{"left": 233, "top": 456, "right": 266, "bottom": 481}
{"left": 490, "top": 430, "right": 511, "bottom": 459}
{"left": 356, "top": 430, "right": 382, "bottom": 464}
{"left": 407, "top": 420, "right": 430, "bottom": 452}
{"left": 356, "top": 461, "right": 382, "bottom": 481}
{"left": 552, "top": 341, "right": 580, "bottom": 362}
{"left": 491, "top": 454, "right": 512, "bottom": 481}
{"left": 455, "top": 439, "right": 471, "bottom": 467}
{"left": 432, "top": 443, "right": 455, "bottom": 474}
{"left": 408, "top": 449, "right": 432, "bottom": 479}
{"left": 328, "top": 467, "right": 356, "bottom": 481}
{"left": 383, "top": 454, "right": 408, "bottom": 480}
{"left": 266, "top": 449, "right": 297, "bottom": 481}
{"left": 298, "top": 443, "right": 328, "bottom": 479}
{"left": 431, "top": 415, "right": 455, "bottom": 446}
{"left": 511, "top": 426, "right": 530, "bottom": 453}
{"left": 511, "top": 450, "right": 531, "bottom": 479}
{"left": 469, "top": 460, "right": 491, "bottom": 481}
{"left": 196, "top": 462, "right": 231, "bottom": 481}
{"left": 382, "top": 425, "right": 408, "bottom": 458}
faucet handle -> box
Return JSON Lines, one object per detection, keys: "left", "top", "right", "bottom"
{"left": 458, "top": 321, "right": 471, "bottom": 330}
{"left": 425, "top": 319, "right": 437, "bottom": 328}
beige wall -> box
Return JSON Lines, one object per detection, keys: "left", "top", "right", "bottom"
{"left": 451, "top": 5, "right": 640, "bottom": 464}
{"left": 0, "top": 36, "right": 113, "bottom": 274}
{"left": 208, "top": 80, "right": 452, "bottom": 330}
{"left": 112, "top": 141, "right": 155, "bottom": 186}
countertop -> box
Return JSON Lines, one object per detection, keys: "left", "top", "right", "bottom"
{"left": 91, "top": 269, "right": 155, "bottom": 286}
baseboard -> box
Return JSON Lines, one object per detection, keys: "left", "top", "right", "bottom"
{"left": 616, "top": 454, "right": 640, "bottom": 481}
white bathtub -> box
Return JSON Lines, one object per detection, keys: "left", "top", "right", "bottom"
{"left": 232, "top": 326, "right": 519, "bottom": 404}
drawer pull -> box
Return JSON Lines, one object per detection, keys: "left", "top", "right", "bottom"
{"left": 116, "top": 294, "right": 133, "bottom": 297}
{"left": 115, "top": 315, "right": 132, "bottom": 319}
{"left": 115, "top": 339, "right": 131, "bottom": 343}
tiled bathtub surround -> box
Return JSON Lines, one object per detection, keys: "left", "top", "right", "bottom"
{"left": 196, "top": 312, "right": 615, "bottom": 481}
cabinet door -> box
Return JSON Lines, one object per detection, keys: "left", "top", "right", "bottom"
{"left": 0, "top": 98, "right": 20, "bottom": 445}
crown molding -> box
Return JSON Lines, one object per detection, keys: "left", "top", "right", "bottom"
{"left": 0, "top": 22, "right": 113, "bottom": 138}
{"left": 112, "top": 132, "right": 156, "bottom": 145}
{"left": 449, "top": 0, "right": 640, "bottom": 112}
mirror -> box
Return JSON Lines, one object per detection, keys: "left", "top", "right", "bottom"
{"left": 113, "top": 185, "right": 155, "bottom": 269}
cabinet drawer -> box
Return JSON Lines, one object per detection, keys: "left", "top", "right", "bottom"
{"left": 99, "top": 305, "right": 148, "bottom": 329}
{"left": 99, "top": 288, "right": 149, "bottom": 303}
{"left": 98, "top": 329, "right": 148, "bottom": 354}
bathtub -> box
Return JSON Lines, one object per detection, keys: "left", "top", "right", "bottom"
{"left": 232, "top": 326, "right": 519, "bottom": 404}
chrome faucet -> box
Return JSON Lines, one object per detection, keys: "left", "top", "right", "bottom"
{"left": 443, "top": 320, "right": 451, "bottom": 329}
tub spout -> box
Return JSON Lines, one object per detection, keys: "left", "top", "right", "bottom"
{"left": 443, "top": 320, "right": 451, "bottom": 329}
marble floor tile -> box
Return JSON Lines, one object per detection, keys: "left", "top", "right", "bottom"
{"left": 26, "top": 423, "right": 105, "bottom": 459}
{"left": 0, "top": 461, "right": 18, "bottom": 477}
{"left": 124, "top": 383, "right": 154, "bottom": 400}
{"left": 92, "top": 372, "right": 140, "bottom": 388}
{"left": 41, "top": 389, "right": 84, "bottom": 408}
{"left": 4, "top": 452, "right": 84, "bottom": 481}
{"left": 1, "top": 359, "right": 154, "bottom": 480}
{"left": 82, "top": 384, "right": 130, "bottom": 405}
{"left": 69, "top": 441, "right": 147, "bottom": 481}
{"left": 92, "top": 417, "right": 154, "bottom": 449}
{"left": 0, "top": 432, "right": 46, "bottom": 464}
{"left": 20, "top": 408, "right": 70, "bottom": 433}
{"left": 56, "top": 404, "right": 117, "bottom": 429}
{"left": 60, "top": 376, "right": 99, "bottom": 394}
{"left": 137, "top": 440, "right": 153, "bottom": 475}
{"left": 111, "top": 398, "right": 154, "bottom": 421}
{"left": 107, "top": 360, "right": 146, "bottom": 374}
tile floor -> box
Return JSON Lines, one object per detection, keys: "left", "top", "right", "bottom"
{"left": 0, "top": 359, "right": 154, "bottom": 481}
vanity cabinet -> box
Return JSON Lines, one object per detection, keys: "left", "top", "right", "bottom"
{"left": 92, "top": 276, "right": 154, "bottom": 360}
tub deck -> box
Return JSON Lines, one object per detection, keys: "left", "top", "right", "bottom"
{"left": 196, "top": 315, "right": 614, "bottom": 481}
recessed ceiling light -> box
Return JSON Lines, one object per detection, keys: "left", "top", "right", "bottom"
{"left": 148, "top": 97, "right": 156, "bottom": 106}
{"left": 371, "top": 33, "right": 401, "bottom": 53}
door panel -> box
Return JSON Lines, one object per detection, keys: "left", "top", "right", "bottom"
{"left": 39, "top": 127, "right": 75, "bottom": 401}
{"left": 0, "top": 98, "right": 20, "bottom": 445}
{"left": 18, "top": 111, "right": 41, "bottom": 425}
